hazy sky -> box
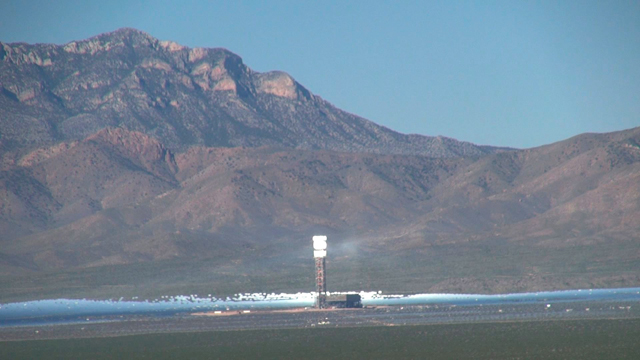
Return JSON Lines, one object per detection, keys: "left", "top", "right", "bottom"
{"left": 1, "top": 1, "right": 639, "bottom": 148}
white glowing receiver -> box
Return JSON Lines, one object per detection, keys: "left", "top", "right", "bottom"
{"left": 312, "top": 235, "right": 327, "bottom": 250}
{"left": 313, "top": 250, "right": 327, "bottom": 258}
{"left": 312, "top": 235, "right": 327, "bottom": 257}
{"left": 312, "top": 241, "right": 327, "bottom": 250}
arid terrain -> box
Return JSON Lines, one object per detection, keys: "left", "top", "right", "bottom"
{"left": 1, "top": 29, "right": 639, "bottom": 301}
{"left": 3, "top": 313, "right": 640, "bottom": 359}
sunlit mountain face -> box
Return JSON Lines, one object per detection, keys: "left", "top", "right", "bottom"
{"left": 1, "top": 29, "right": 639, "bottom": 301}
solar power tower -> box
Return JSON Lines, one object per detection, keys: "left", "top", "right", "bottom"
{"left": 312, "top": 235, "right": 328, "bottom": 309}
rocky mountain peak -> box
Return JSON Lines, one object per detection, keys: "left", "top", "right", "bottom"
{"left": 62, "top": 27, "right": 155, "bottom": 55}
{"left": 0, "top": 28, "right": 506, "bottom": 158}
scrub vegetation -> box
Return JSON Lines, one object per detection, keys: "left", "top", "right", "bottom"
{"left": 3, "top": 319, "right": 640, "bottom": 359}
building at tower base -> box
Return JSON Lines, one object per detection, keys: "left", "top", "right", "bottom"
{"left": 326, "top": 294, "right": 363, "bottom": 308}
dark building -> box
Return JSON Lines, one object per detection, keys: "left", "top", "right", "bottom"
{"left": 326, "top": 294, "right": 362, "bottom": 308}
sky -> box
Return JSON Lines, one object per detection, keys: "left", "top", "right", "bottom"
{"left": 1, "top": 1, "right": 639, "bottom": 148}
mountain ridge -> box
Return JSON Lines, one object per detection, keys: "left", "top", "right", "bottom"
{"left": 1, "top": 27, "right": 505, "bottom": 160}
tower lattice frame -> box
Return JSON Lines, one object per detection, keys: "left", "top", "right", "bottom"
{"left": 315, "top": 257, "right": 326, "bottom": 308}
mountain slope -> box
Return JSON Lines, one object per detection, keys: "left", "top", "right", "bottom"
{"left": 0, "top": 127, "right": 638, "bottom": 300}
{"left": 401, "top": 128, "right": 640, "bottom": 242}
{"left": 1, "top": 129, "right": 472, "bottom": 269}
{"left": 0, "top": 28, "right": 502, "bottom": 159}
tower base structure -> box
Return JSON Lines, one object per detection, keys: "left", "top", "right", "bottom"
{"left": 315, "top": 256, "right": 326, "bottom": 309}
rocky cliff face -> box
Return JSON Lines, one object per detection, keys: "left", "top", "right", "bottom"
{"left": 0, "top": 28, "right": 500, "bottom": 159}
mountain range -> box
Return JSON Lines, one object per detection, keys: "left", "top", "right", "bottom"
{"left": 0, "top": 29, "right": 638, "bottom": 301}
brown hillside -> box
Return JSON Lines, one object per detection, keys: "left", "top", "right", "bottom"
{"left": 0, "top": 127, "right": 637, "bottom": 300}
